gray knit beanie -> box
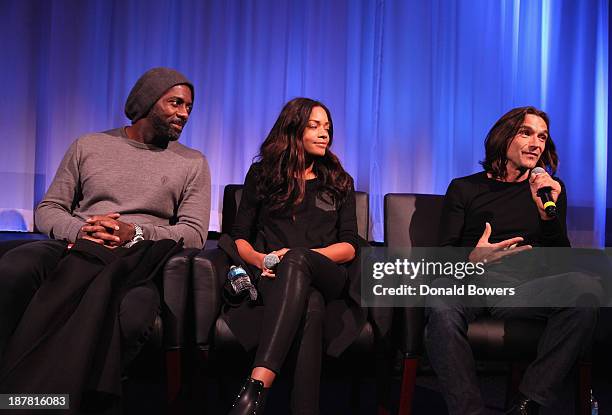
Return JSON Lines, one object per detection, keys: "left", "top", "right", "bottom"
{"left": 125, "top": 67, "right": 194, "bottom": 122}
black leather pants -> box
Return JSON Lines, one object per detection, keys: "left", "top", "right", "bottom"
{"left": 253, "top": 248, "right": 347, "bottom": 414}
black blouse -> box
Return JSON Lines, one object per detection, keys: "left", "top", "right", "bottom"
{"left": 231, "top": 163, "right": 359, "bottom": 254}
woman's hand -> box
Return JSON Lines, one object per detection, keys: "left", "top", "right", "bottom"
{"left": 261, "top": 248, "right": 290, "bottom": 278}
{"left": 311, "top": 242, "right": 355, "bottom": 264}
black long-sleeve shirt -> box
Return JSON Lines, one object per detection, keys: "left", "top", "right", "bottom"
{"left": 231, "top": 163, "right": 359, "bottom": 253}
{"left": 439, "top": 171, "right": 570, "bottom": 248}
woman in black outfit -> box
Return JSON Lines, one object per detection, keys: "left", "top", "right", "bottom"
{"left": 225, "top": 97, "right": 359, "bottom": 415}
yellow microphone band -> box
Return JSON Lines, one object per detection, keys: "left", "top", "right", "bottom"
{"left": 543, "top": 201, "right": 556, "bottom": 209}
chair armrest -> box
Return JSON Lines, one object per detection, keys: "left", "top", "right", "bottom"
{"left": 398, "top": 307, "right": 425, "bottom": 358}
{"left": 192, "top": 248, "right": 231, "bottom": 350}
{"left": 162, "top": 248, "right": 199, "bottom": 350}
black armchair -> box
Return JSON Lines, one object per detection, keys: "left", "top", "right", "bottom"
{"left": 384, "top": 193, "right": 592, "bottom": 415}
{"left": 160, "top": 247, "right": 201, "bottom": 407}
{"left": 384, "top": 193, "right": 442, "bottom": 415}
{"left": 191, "top": 186, "right": 399, "bottom": 413}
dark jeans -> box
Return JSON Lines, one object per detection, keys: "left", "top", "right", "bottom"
{"left": 253, "top": 247, "right": 347, "bottom": 415}
{"left": 424, "top": 273, "right": 600, "bottom": 415}
{"left": 0, "top": 240, "right": 159, "bottom": 368}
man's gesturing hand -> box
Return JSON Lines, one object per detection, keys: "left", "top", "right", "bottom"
{"left": 468, "top": 222, "right": 532, "bottom": 264}
{"left": 79, "top": 213, "right": 135, "bottom": 247}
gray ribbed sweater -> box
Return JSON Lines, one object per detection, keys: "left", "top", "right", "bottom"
{"left": 35, "top": 127, "right": 211, "bottom": 248}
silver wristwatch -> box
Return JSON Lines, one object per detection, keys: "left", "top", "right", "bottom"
{"left": 125, "top": 224, "right": 144, "bottom": 248}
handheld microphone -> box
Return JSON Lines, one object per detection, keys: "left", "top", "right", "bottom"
{"left": 531, "top": 167, "right": 557, "bottom": 218}
{"left": 263, "top": 253, "right": 280, "bottom": 270}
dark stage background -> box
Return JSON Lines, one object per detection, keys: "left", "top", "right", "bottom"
{"left": 0, "top": 0, "right": 608, "bottom": 244}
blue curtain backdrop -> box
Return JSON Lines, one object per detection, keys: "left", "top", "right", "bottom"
{"left": 0, "top": 0, "right": 608, "bottom": 245}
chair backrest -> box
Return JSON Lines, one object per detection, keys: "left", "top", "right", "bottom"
{"left": 220, "top": 185, "right": 370, "bottom": 241}
{"left": 384, "top": 193, "right": 444, "bottom": 247}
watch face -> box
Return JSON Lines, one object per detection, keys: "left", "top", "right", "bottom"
{"left": 133, "top": 224, "right": 144, "bottom": 241}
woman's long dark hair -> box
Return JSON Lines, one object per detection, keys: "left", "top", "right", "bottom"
{"left": 480, "top": 106, "right": 559, "bottom": 179}
{"left": 255, "top": 97, "right": 352, "bottom": 211}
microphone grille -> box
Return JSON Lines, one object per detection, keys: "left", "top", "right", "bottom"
{"left": 263, "top": 253, "right": 280, "bottom": 269}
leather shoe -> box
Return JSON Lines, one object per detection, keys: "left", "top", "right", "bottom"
{"left": 228, "top": 377, "right": 268, "bottom": 415}
{"left": 506, "top": 393, "right": 539, "bottom": 415}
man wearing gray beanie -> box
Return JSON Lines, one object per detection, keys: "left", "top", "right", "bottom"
{"left": 32, "top": 65, "right": 210, "bottom": 248}
{"left": 0, "top": 67, "right": 211, "bottom": 410}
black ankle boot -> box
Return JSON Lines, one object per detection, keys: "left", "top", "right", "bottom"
{"left": 506, "top": 393, "right": 539, "bottom": 415}
{"left": 228, "top": 377, "right": 268, "bottom": 415}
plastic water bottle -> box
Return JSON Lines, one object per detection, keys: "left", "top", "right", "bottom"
{"left": 228, "top": 265, "right": 258, "bottom": 300}
{"left": 591, "top": 389, "right": 599, "bottom": 415}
